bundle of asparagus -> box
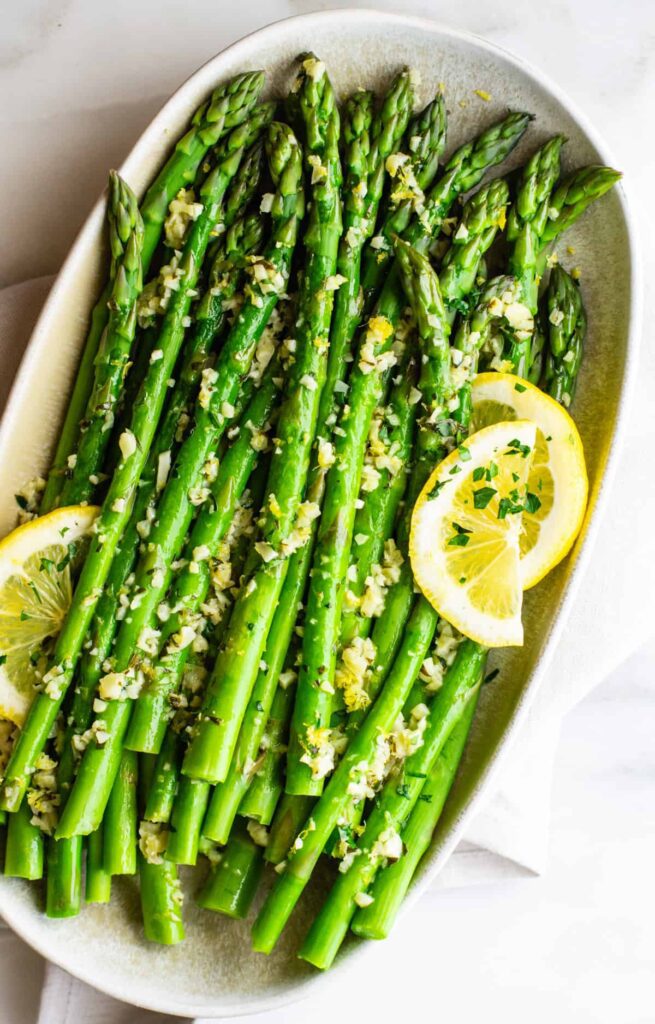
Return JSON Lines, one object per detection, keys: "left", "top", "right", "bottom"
{"left": 0, "top": 55, "right": 619, "bottom": 965}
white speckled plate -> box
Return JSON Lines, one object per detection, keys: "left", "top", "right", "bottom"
{"left": 0, "top": 9, "right": 640, "bottom": 1018}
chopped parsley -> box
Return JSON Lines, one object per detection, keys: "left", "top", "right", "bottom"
{"left": 497, "top": 497, "right": 525, "bottom": 520}
{"left": 524, "top": 492, "right": 542, "bottom": 514}
{"left": 473, "top": 486, "right": 497, "bottom": 510}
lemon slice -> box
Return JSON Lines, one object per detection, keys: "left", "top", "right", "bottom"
{"left": 471, "top": 373, "right": 588, "bottom": 588}
{"left": 0, "top": 505, "right": 98, "bottom": 724}
{"left": 410, "top": 421, "right": 537, "bottom": 647}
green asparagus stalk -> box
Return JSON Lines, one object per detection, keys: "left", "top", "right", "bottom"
{"left": 200, "top": 569, "right": 307, "bottom": 844}
{"left": 155, "top": 461, "right": 270, "bottom": 865}
{"left": 0, "top": 109, "right": 276, "bottom": 817}
{"left": 197, "top": 820, "right": 264, "bottom": 919}
{"left": 323, "top": 71, "right": 413, "bottom": 424}
{"left": 143, "top": 728, "right": 182, "bottom": 824}
{"left": 299, "top": 645, "right": 485, "bottom": 968}
{"left": 252, "top": 596, "right": 447, "bottom": 953}
{"left": 40, "top": 70, "right": 265, "bottom": 511}
{"left": 103, "top": 749, "right": 138, "bottom": 875}
{"left": 543, "top": 266, "right": 586, "bottom": 406}
{"left": 352, "top": 689, "right": 479, "bottom": 939}
{"left": 539, "top": 165, "right": 622, "bottom": 251}
{"left": 53, "top": 121, "right": 302, "bottom": 839}
{"left": 85, "top": 825, "right": 111, "bottom": 903}
{"left": 360, "top": 93, "right": 447, "bottom": 312}
{"left": 237, "top": 674, "right": 295, "bottom": 825}
{"left": 58, "top": 173, "right": 144, "bottom": 506}
{"left": 338, "top": 360, "right": 417, "bottom": 647}
{"left": 182, "top": 55, "right": 342, "bottom": 786}
{"left": 3, "top": 801, "right": 43, "bottom": 880}
{"left": 138, "top": 853, "right": 185, "bottom": 944}
{"left": 139, "top": 71, "right": 266, "bottom": 267}
{"left": 125, "top": 371, "right": 281, "bottom": 755}
{"left": 507, "top": 136, "right": 564, "bottom": 312}
{"left": 265, "top": 791, "right": 314, "bottom": 866}
{"left": 107, "top": 140, "right": 265, "bottom": 459}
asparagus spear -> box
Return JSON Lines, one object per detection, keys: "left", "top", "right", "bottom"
{"left": 139, "top": 71, "right": 266, "bottom": 268}
{"left": 359, "top": 93, "right": 447, "bottom": 312}
{"left": 85, "top": 825, "right": 111, "bottom": 904}
{"left": 507, "top": 136, "right": 564, "bottom": 313}
{"left": 252, "top": 594, "right": 447, "bottom": 953}
{"left": 543, "top": 266, "right": 587, "bottom": 406}
{"left": 338, "top": 361, "right": 417, "bottom": 647}
{"left": 200, "top": 71, "right": 411, "bottom": 844}
{"left": 106, "top": 139, "right": 265, "bottom": 458}
{"left": 237, "top": 674, "right": 294, "bottom": 825}
{"left": 539, "top": 165, "right": 622, "bottom": 250}
{"left": 0, "top": 109, "right": 276, "bottom": 816}
{"left": 299, "top": 644, "right": 485, "bottom": 968}
{"left": 143, "top": 728, "right": 182, "bottom": 824}
{"left": 264, "top": 791, "right": 314, "bottom": 866}
{"left": 287, "top": 167, "right": 514, "bottom": 797}
{"left": 352, "top": 690, "right": 479, "bottom": 939}
{"left": 323, "top": 71, "right": 413, "bottom": 422}
{"left": 125, "top": 359, "right": 282, "bottom": 754}
{"left": 40, "top": 70, "right": 265, "bottom": 511}
{"left": 53, "top": 120, "right": 303, "bottom": 838}
{"left": 197, "top": 820, "right": 264, "bottom": 919}
{"left": 182, "top": 55, "right": 342, "bottom": 786}
{"left": 138, "top": 853, "right": 185, "bottom": 945}
{"left": 3, "top": 801, "right": 43, "bottom": 880}
{"left": 103, "top": 748, "right": 138, "bottom": 876}
{"left": 57, "top": 174, "right": 144, "bottom": 506}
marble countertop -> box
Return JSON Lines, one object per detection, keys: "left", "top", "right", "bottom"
{"left": 1, "top": 2, "right": 654, "bottom": 1022}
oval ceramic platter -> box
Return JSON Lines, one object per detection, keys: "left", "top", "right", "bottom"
{"left": 0, "top": 9, "right": 640, "bottom": 1018}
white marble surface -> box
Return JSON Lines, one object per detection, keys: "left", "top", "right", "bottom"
{"left": 1, "top": 2, "right": 654, "bottom": 1022}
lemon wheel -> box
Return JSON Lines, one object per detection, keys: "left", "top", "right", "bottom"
{"left": 410, "top": 421, "right": 537, "bottom": 647}
{"left": 471, "top": 373, "right": 588, "bottom": 588}
{"left": 0, "top": 505, "right": 98, "bottom": 724}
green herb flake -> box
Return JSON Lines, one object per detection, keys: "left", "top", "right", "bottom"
{"left": 524, "top": 492, "right": 542, "bottom": 514}
{"left": 473, "top": 486, "right": 497, "bottom": 510}
{"left": 458, "top": 446, "right": 472, "bottom": 462}
{"left": 497, "top": 497, "right": 524, "bottom": 520}
{"left": 428, "top": 479, "right": 449, "bottom": 500}
{"left": 514, "top": 382, "right": 527, "bottom": 393}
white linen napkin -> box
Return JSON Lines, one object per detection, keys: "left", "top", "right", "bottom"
{"left": 0, "top": 276, "right": 650, "bottom": 1022}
